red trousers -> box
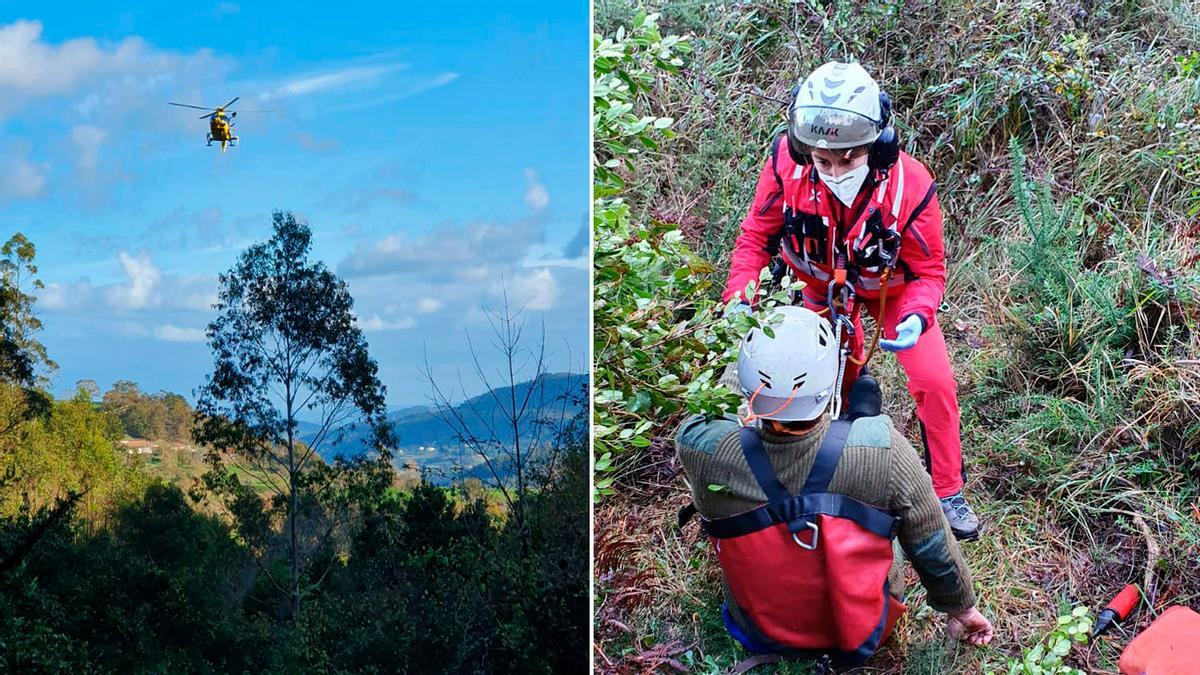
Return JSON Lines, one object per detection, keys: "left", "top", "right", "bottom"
{"left": 802, "top": 290, "right": 965, "bottom": 498}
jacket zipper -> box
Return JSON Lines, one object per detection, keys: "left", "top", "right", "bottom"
{"left": 758, "top": 190, "right": 783, "bottom": 216}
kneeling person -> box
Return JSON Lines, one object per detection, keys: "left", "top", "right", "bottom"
{"left": 675, "top": 306, "right": 992, "bottom": 665}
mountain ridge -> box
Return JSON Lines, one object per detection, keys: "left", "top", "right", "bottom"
{"left": 302, "top": 372, "right": 585, "bottom": 483}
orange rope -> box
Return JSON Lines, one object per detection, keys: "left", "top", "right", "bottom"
{"left": 849, "top": 267, "right": 892, "bottom": 367}
{"left": 742, "top": 382, "right": 800, "bottom": 426}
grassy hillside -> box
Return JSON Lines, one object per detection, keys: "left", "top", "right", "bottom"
{"left": 593, "top": 2, "right": 1200, "bottom": 673}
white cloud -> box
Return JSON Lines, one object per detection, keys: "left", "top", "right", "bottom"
{"left": 71, "top": 124, "right": 106, "bottom": 171}
{"left": 524, "top": 168, "right": 549, "bottom": 210}
{"left": 39, "top": 278, "right": 92, "bottom": 310}
{"left": 0, "top": 21, "right": 223, "bottom": 119}
{"left": 0, "top": 152, "right": 46, "bottom": 202}
{"left": 40, "top": 251, "right": 217, "bottom": 313}
{"left": 267, "top": 63, "right": 408, "bottom": 99}
{"left": 417, "top": 297, "right": 443, "bottom": 314}
{"left": 334, "top": 209, "right": 585, "bottom": 352}
{"left": 162, "top": 276, "right": 219, "bottom": 311}
{"left": 0, "top": 21, "right": 110, "bottom": 96}
{"left": 154, "top": 324, "right": 206, "bottom": 342}
{"left": 338, "top": 217, "right": 542, "bottom": 279}
{"left": 358, "top": 314, "right": 416, "bottom": 331}
{"left": 407, "top": 72, "right": 458, "bottom": 95}
{"left": 325, "top": 72, "right": 459, "bottom": 113}
{"left": 522, "top": 256, "right": 589, "bottom": 270}
{"left": 105, "top": 251, "right": 161, "bottom": 309}
{"left": 66, "top": 123, "right": 133, "bottom": 206}
{"left": 0, "top": 20, "right": 230, "bottom": 207}
{"left": 504, "top": 268, "right": 558, "bottom": 311}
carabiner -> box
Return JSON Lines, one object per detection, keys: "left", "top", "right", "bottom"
{"left": 791, "top": 521, "right": 820, "bottom": 550}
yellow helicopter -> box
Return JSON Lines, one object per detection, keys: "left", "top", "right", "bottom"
{"left": 168, "top": 97, "right": 267, "bottom": 152}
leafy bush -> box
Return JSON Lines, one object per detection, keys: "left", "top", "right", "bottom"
{"left": 999, "top": 607, "right": 1092, "bottom": 675}
{"left": 592, "top": 13, "right": 808, "bottom": 498}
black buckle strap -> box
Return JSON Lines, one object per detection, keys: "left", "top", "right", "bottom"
{"left": 723, "top": 421, "right": 900, "bottom": 540}
{"left": 701, "top": 492, "right": 898, "bottom": 540}
{"left": 802, "top": 420, "right": 852, "bottom": 494}
{"left": 737, "top": 420, "right": 853, "bottom": 502}
{"left": 739, "top": 426, "right": 789, "bottom": 503}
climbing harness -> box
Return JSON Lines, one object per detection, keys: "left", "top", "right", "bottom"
{"left": 822, "top": 214, "right": 902, "bottom": 418}
{"left": 696, "top": 422, "right": 905, "bottom": 666}
{"left": 783, "top": 158, "right": 906, "bottom": 413}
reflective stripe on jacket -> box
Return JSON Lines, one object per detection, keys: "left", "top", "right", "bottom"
{"left": 723, "top": 135, "right": 946, "bottom": 329}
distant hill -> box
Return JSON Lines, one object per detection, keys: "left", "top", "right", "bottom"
{"left": 303, "top": 372, "right": 585, "bottom": 483}
{"left": 294, "top": 419, "right": 324, "bottom": 439}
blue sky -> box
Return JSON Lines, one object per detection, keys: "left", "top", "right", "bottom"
{"left": 0, "top": 1, "right": 588, "bottom": 408}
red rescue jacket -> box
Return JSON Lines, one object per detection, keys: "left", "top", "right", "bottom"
{"left": 723, "top": 134, "right": 946, "bottom": 330}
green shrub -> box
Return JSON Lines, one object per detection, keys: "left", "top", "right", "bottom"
{"left": 592, "top": 13, "right": 800, "bottom": 499}
{"left": 998, "top": 607, "right": 1092, "bottom": 675}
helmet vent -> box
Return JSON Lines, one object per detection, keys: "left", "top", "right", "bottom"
{"left": 818, "top": 332, "right": 827, "bottom": 347}
{"left": 793, "top": 373, "right": 807, "bottom": 387}
{"left": 757, "top": 370, "right": 773, "bottom": 388}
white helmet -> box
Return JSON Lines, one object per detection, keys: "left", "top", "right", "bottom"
{"left": 736, "top": 306, "right": 839, "bottom": 422}
{"left": 790, "top": 61, "right": 883, "bottom": 150}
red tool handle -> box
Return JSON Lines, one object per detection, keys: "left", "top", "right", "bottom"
{"left": 1106, "top": 584, "right": 1141, "bottom": 619}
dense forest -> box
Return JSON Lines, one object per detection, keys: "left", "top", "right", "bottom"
{"left": 594, "top": 2, "right": 1199, "bottom": 673}
{"left": 0, "top": 217, "right": 587, "bottom": 673}
{"left": 96, "top": 380, "right": 195, "bottom": 443}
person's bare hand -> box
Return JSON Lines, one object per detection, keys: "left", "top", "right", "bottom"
{"left": 947, "top": 607, "right": 994, "bottom": 646}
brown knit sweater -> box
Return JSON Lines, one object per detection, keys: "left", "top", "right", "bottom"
{"left": 675, "top": 411, "right": 977, "bottom": 621}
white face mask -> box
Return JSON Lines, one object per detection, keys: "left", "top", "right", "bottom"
{"left": 816, "top": 163, "right": 871, "bottom": 206}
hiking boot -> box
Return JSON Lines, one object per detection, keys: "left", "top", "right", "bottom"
{"left": 940, "top": 492, "right": 980, "bottom": 541}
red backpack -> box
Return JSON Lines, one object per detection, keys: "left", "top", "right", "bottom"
{"left": 700, "top": 420, "right": 906, "bottom": 665}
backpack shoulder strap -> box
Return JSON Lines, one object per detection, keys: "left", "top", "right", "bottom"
{"left": 801, "top": 419, "right": 852, "bottom": 494}
{"left": 739, "top": 426, "right": 789, "bottom": 502}
{"left": 769, "top": 128, "right": 788, "bottom": 192}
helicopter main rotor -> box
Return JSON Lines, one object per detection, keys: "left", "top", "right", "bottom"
{"left": 167, "top": 97, "right": 264, "bottom": 119}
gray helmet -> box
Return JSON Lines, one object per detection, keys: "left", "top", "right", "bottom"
{"left": 736, "top": 306, "right": 839, "bottom": 422}
{"left": 789, "top": 61, "right": 884, "bottom": 150}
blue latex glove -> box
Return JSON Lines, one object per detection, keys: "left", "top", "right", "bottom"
{"left": 881, "top": 314, "right": 924, "bottom": 352}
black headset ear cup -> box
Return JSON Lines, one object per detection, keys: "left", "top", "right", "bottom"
{"left": 785, "top": 83, "right": 809, "bottom": 165}
{"left": 867, "top": 90, "right": 898, "bottom": 170}
{"left": 868, "top": 125, "right": 899, "bottom": 171}
{"left": 786, "top": 132, "right": 808, "bottom": 165}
